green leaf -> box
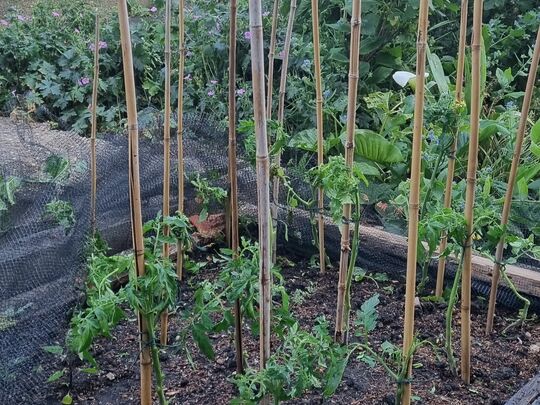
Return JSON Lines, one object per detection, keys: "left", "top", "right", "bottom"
{"left": 323, "top": 355, "right": 349, "bottom": 397}
{"left": 42, "top": 345, "right": 63, "bottom": 355}
{"left": 288, "top": 128, "right": 317, "bottom": 152}
{"left": 192, "top": 324, "right": 215, "bottom": 360}
{"left": 47, "top": 369, "right": 65, "bottom": 383}
{"left": 427, "top": 47, "right": 449, "bottom": 94}
{"left": 530, "top": 119, "right": 540, "bottom": 158}
{"left": 344, "top": 129, "right": 403, "bottom": 164}
{"left": 62, "top": 394, "right": 73, "bottom": 405}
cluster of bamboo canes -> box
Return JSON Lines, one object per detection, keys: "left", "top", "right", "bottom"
{"left": 110, "top": 0, "right": 540, "bottom": 403}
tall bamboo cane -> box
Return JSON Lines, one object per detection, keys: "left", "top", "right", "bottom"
{"left": 311, "top": 0, "right": 325, "bottom": 274}
{"left": 248, "top": 0, "right": 272, "bottom": 392}
{"left": 334, "top": 0, "right": 361, "bottom": 344}
{"left": 271, "top": 0, "right": 297, "bottom": 263}
{"left": 160, "top": 0, "right": 172, "bottom": 347}
{"left": 228, "top": 0, "right": 244, "bottom": 374}
{"left": 435, "top": 0, "right": 468, "bottom": 297}
{"left": 401, "top": 0, "right": 429, "bottom": 402}
{"left": 90, "top": 13, "right": 100, "bottom": 235}
{"left": 485, "top": 26, "right": 540, "bottom": 333}
{"left": 266, "top": 0, "right": 280, "bottom": 119}
{"left": 461, "top": 0, "right": 484, "bottom": 384}
{"left": 117, "top": 1, "right": 151, "bottom": 403}
{"left": 177, "top": 0, "right": 186, "bottom": 281}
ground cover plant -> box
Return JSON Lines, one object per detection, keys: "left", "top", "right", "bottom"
{"left": 1, "top": 0, "right": 539, "bottom": 404}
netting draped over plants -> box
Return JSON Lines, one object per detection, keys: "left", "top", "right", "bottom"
{"left": 0, "top": 112, "right": 539, "bottom": 402}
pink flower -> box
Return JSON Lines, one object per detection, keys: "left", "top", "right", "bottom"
{"left": 0, "top": 19, "right": 9, "bottom": 26}
{"left": 52, "top": 11, "right": 60, "bottom": 17}
{"left": 89, "top": 41, "right": 108, "bottom": 52}
{"left": 78, "top": 77, "right": 91, "bottom": 86}
{"left": 279, "top": 50, "right": 285, "bottom": 58}
{"left": 207, "top": 90, "right": 215, "bottom": 97}
{"left": 236, "top": 88, "right": 246, "bottom": 96}
{"left": 149, "top": 6, "right": 157, "bottom": 13}
{"left": 244, "top": 31, "right": 252, "bottom": 40}
{"left": 210, "top": 80, "right": 218, "bottom": 85}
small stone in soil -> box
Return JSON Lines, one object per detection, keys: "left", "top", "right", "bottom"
{"left": 528, "top": 343, "right": 539, "bottom": 354}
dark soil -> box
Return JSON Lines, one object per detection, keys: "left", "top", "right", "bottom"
{"left": 48, "top": 254, "right": 540, "bottom": 405}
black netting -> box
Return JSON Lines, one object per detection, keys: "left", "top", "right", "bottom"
{"left": 0, "top": 112, "right": 538, "bottom": 402}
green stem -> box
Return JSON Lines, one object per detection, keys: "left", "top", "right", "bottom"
{"left": 420, "top": 142, "right": 446, "bottom": 220}
{"left": 445, "top": 249, "right": 464, "bottom": 376}
{"left": 499, "top": 265, "right": 530, "bottom": 334}
{"left": 146, "top": 316, "right": 168, "bottom": 405}
{"left": 343, "top": 193, "right": 361, "bottom": 342}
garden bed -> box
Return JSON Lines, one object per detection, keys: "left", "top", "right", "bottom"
{"left": 47, "top": 254, "right": 540, "bottom": 404}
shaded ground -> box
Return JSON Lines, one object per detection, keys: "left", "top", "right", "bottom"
{"left": 44, "top": 254, "right": 540, "bottom": 405}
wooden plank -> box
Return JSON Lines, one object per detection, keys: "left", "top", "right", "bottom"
{"left": 357, "top": 224, "right": 540, "bottom": 298}
{"left": 505, "top": 372, "right": 540, "bottom": 405}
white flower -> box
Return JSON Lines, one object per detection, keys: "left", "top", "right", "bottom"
{"left": 392, "top": 71, "right": 429, "bottom": 88}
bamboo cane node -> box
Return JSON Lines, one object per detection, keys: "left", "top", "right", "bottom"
{"left": 345, "top": 141, "right": 354, "bottom": 149}
{"left": 348, "top": 73, "right": 359, "bottom": 79}
{"left": 471, "top": 44, "right": 481, "bottom": 51}
{"left": 409, "top": 203, "right": 420, "bottom": 209}
{"left": 416, "top": 41, "right": 427, "bottom": 50}
{"left": 352, "top": 18, "right": 361, "bottom": 26}
{"left": 466, "top": 177, "right": 476, "bottom": 185}
{"left": 447, "top": 150, "right": 456, "bottom": 159}
{"left": 251, "top": 24, "right": 263, "bottom": 29}
{"left": 461, "top": 304, "right": 471, "bottom": 311}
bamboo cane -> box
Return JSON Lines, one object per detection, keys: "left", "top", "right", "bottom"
{"left": 117, "top": 1, "right": 151, "bottom": 403}
{"left": 485, "top": 26, "right": 540, "bottom": 333}
{"left": 461, "top": 0, "right": 484, "bottom": 384}
{"left": 228, "top": 0, "right": 244, "bottom": 374}
{"left": 435, "top": 0, "right": 468, "bottom": 297}
{"left": 334, "top": 0, "right": 362, "bottom": 344}
{"left": 266, "top": 0, "right": 280, "bottom": 119}
{"left": 401, "top": 0, "right": 429, "bottom": 402}
{"left": 248, "top": 0, "right": 272, "bottom": 393}
{"left": 90, "top": 12, "right": 100, "bottom": 235}
{"left": 160, "top": 0, "right": 172, "bottom": 346}
{"left": 271, "top": 0, "right": 297, "bottom": 263}
{"left": 177, "top": 0, "right": 186, "bottom": 281}
{"left": 311, "top": 0, "right": 325, "bottom": 274}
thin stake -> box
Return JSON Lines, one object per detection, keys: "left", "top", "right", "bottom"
{"left": 228, "top": 0, "right": 244, "bottom": 374}
{"left": 435, "top": 0, "right": 468, "bottom": 297}
{"left": 90, "top": 12, "right": 100, "bottom": 235}
{"left": 266, "top": 0, "right": 280, "bottom": 119}
{"left": 485, "top": 26, "right": 540, "bottom": 333}
{"left": 311, "top": 0, "right": 325, "bottom": 274}
{"left": 248, "top": 0, "right": 272, "bottom": 397}
{"left": 177, "top": 0, "right": 186, "bottom": 281}
{"left": 334, "top": 0, "right": 362, "bottom": 344}
{"left": 160, "top": 0, "right": 172, "bottom": 346}
{"left": 117, "top": 1, "right": 151, "bottom": 403}
{"left": 271, "top": 0, "right": 297, "bottom": 263}
{"left": 401, "top": 0, "right": 429, "bottom": 402}
{"left": 461, "top": 0, "right": 484, "bottom": 384}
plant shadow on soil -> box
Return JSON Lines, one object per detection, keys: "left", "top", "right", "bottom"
{"left": 48, "top": 249, "right": 539, "bottom": 405}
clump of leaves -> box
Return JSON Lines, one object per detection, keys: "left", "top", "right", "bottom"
{"left": 45, "top": 199, "right": 75, "bottom": 233}
{"left": 190, "top": 174, "right": 227, "bottom": 222}
{"left": 0, "top": 175, "right": 21, "bottom": 230}
{"left": 232, "top": 317, "right": 350, "bottom": 404}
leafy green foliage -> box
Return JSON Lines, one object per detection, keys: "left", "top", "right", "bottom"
{"left": 0, "top": 175, "right": 21, "bottom": 230}
{"left": 232, "top": 317, "right": 349, "bottom": 404}
{"left": 45, "top": 199, "right": 75, "bottom": 233}
{"left": 190, "top": 174, "right": 227, "bottom": 222}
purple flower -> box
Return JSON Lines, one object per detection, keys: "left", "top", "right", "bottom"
{"left": 89, "top": 41, "right": 108, "bottom": 52}
{"left": 0, "top": 19, "right": 9, "bottom": 27}
{"left": 186, "top": 51, "right": 192, "bottom": 57}
{"left": 207, "top": 90, "right": 215, "bottom": 97}
{"left": 244, "top": 31, "right": 252, "bottom": 40}
{"left": 236, "top": 88, "right": 246, "bottom": 96}
{"left": 52, "top": 11, "right": 60, "bottom": 17}
{"left": 210, "top": 80, "right": 218, "bottom": 85}
{"left": 17, "top": 15, "right": 27, "bottom": 22}
{"left": 263, "top": 11, "right": 270, "bottom": 17}
{"left": 279, "top": 50, "right": 285, "bottom": 58}
{"left": 78, "top": 77, "right": 91, "bottom": 86}
{"left": 149, "top": 6, "right": 157, "bottom": 13}
{"left": 184, "top": 74, "right": 192, "bottom": 81}
{"left": 74, "top": 28, "right": 80, "bottom": 34}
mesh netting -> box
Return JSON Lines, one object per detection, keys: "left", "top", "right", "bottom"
{"left": 0, "top": 112, "right": 538, "bottom": 402}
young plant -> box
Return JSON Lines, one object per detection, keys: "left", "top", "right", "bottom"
{"left": 190, "top": 174, "right": 227, "bottom": 222}
{"left": 310, "top": 155, "right": 367, "bottom": 342}
{"left": 0, "top": 175, "right": 20, "bottom": 230}
{"left": 232, "top": 317, "right": 350, "bottom": 404}
{"left": 45, "top": 199, "right": 75, "bottom": 234}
